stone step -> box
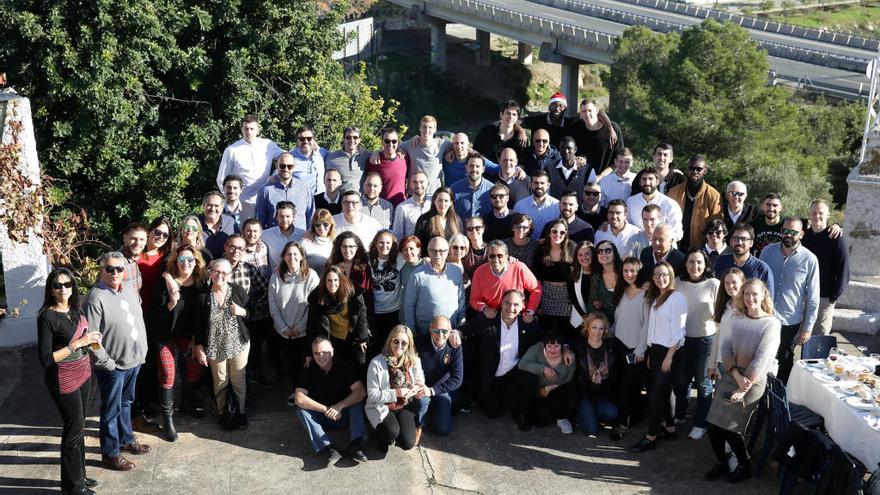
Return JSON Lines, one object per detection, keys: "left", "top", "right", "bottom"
{"left": 836, "top": 280, "right": 880, "bottom": 312}
{"left": 833, "top": 308, "right": 880, "bottom": 336}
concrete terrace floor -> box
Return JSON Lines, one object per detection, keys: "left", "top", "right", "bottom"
{"left": 1, "top": 332, "right": 876, "bottom": 495}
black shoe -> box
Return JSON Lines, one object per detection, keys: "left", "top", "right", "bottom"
{"left": 238, "top": 414, "right": 249, "bottom": 430}
{"left": 704, "top": 462, "right": 729, "bottom": 481}
{"left": 514, "top": 413, "right": 532, "bottom": 432}
{"left": 325, "top": 445, "right": 342, "bottom": 465}
{"left": 725, "top": 465, "right": 752, "bottom": 483}
{"left": 349, "top": 447, "right": 368, "bottom": 463}
{"left": 376, "top": 440, "right": 390, "bottom": 455}
{"left": 63, "top": 488, "right": 96, "bottom": 495}
{"left": 84, "top": 478, "right": 98, "bottom": 488}
{"left": 630, "top": 437, "right": 657, "bottom": 453}
{"left": 657, "top": 429, "right": 677, "bottom": 441}
{"left": 609, "top": 426, "right": 622, "bottom": 441}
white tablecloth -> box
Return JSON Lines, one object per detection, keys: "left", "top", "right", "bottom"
{"left": 787, "top": 360, "right": 880, "bottom": 470}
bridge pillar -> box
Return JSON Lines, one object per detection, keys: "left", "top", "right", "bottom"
{"left": 560, "top": 62, "right": 580, "bottom": 116}
{"left": 517, "top": 42, "right": 533, "bottom": 65}
{"left": 429, "top": 19, "right": 448, "bottom": 71}
{"left": 476, "top": 30, "right": 491, "bottom": 66}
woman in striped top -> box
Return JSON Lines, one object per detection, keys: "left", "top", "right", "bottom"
{"left": 38, "top": 267, "right": 102, "bottom": 495}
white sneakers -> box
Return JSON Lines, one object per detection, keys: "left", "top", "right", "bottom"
{"left": 689, "top": 426, "right": 706, "bottom": 440}
{"left": 556, "top": 419, "right": 573, "bottom": 435}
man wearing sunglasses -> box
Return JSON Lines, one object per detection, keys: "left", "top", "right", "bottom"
{"left": 415, "top": 316, "right": 463, "bottom": 438}
{"left": 255, "top": 152, "right": 315, "bottom": 232}
{"left": 365, "top": 127, "right": 408, "bottom": 207}
{"left": 760, "top": 217, "right": 820, "bottom": 384}
{"left": 667, "top": 155, "right": 722, "bottom": 251}
{"left": 577, "top": 181, "right": 607, "bottom": 232}
{"left": 216, "top": 115, "right": 284, "bottom": 208}
{"left": 84, "top": 252, "right": 151, "bottom": 471}
{"left": 521, "top": 128, "right": 561, "bottom": 177}
{"left": 521, "top": 92, "right": 575, "bottom": 148}
{"left": 482, "top": 183, "right": 514, "bottom": 243}
{"left": 289, "top": 125, "right": 327, "bottom": 196}
{"left": 721, "top": 181, "right": 760, "bottom": 239}
{"left": 325, "top": 126, "right": 370, "bottom": 193}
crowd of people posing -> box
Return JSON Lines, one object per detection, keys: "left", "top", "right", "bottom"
{"left": 37, "top": 93, "right": 850, "bottom": 494}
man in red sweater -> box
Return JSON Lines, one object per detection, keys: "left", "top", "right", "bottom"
{"left": 366, "top": 128, "right": 408, "bottom": 207}
{"left": 469, "top": 240, "right": 542, "bottom": 322}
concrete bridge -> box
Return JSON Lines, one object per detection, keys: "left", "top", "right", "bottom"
{"left": 390, "top": 0, "right": 876, "bottom": 102}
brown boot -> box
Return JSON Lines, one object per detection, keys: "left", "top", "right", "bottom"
{"left": 414, "top": 426, "right": 423, "bottom": 446}
{"left": 102, "top": 454, "right": 136, "bottom": 471}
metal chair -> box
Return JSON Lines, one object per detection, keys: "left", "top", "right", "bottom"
{"left": 801, "top": 335, "right": 838, "bottom": 360}
{"left": 756, "top": 375, "right": 824, "bottom": 477}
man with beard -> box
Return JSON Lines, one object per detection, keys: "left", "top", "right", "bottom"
{"left": 482, "top": 183, "right": 514, "bottom": 243}
{"left": 360, "top": 172, "right": 393, "bottom": 230}
{"left": 594, "top": 199, "right": 641, "bottom": 257}
{"left": 513, "top": 170, "right": 560, "bottom": 240}
{"left": 760, "top": 217, "right": 819, "bottom": 384}
{"left": 120, "top": 223, "right": 147, "bottom": 292}
{"left": 550, "top": 192, "right": 593, "bottom": 243}
{"left": 547, "top": 137, "right": 591, "bottom": 199}
{"left": 392, "top": 171, "right": 432, "bottom": 239}
{"left": 290, "top": 125, "right": 328, "bottom": 196}
{"left": 521, "top": 128, "right": 562, "bottom": 177}
{"left": 450, "top": 153, "right": 494, "bottom": 223}
{"left": 521, "top": 92, "right": 575, "bottom": 147}
{"left": 626, "top": 167, "right": 683, "bottom": 242}
{"left": 713, "top": 224, "right": 774, "bottom": 296}
{"left": 666, "top": 155, "right": 722, "bottom": 251}
{"left": 199, "top": 191, "right": 238, "bottom": 259}
{"left": 325, "top": 126, "right": 370, "bottom": 193}
{"left": 751, "top": 193, "right": 784, "bottom": 256}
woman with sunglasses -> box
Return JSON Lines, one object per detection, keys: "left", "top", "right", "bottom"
{"left": 533, "top": 218, "right": 576, "bottom": 338}
{"left": 631, "top": 261, "right": 687, "bottom": 453}
{"left": 413, "top": 187, "right": 462, "bottom": 256}
{"left": 38, "top": 268, "right": 102, "bottom": 495}
{"left": 194, "top": 259, "right": 250, "bottom": 430}
{"left": 328, "top": 231, "right": 373, "bottom": 310}
{"left": 307, "top": 266, "right": 370, "bottom": 368}
{"left": 153, "top": 245, "right": 209, "bottom": 429}
{"left": 300, "top": 209, "right": 337, "bottom": 277}
{"left": 268, "top": 242, "right": 319, "bottom": 401}
{"left": 704, "top": 280, "right": 780, "bottom": 483}
{"left": 503, "top": 212, "right": 538, "bottom": 267}
{"left": 138, "top": 216, "right": 173, "bottom": 313}
{"left": 366, "top": 325, "right": 427, "bottom": 454}
{"left": 368, "top": 230, "right": 402, "bottom": 357}
{"left": 673, "top": 248, "right": 720, "bottom": 440}
{"left": 446, "top": 234, "right": 470, "bottom": 277}
{"left": 589, "top": 240, "right": 622, "bottom": 326}
{"left": 174, "top": 215, "right": 213, "bottom": 263}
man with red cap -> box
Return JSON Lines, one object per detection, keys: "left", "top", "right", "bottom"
{"left": 522, "top": 92, "right": 575, "bottom": 148}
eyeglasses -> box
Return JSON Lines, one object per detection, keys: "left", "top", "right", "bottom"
{"left": 431, "top": 328, "right": 451, "bottom": 335}
{"left": 451, "top": 245, "right": 467, "bottom": 250}
{"left": 227, "top": 246, "right": 245, "bottom": 252}
{"left": 513, "top": 225, "right": 530, "bottom": 231}
{"left": 731, "top": 235, "right": 752, "bottom": 242}
{"left": 490, "top": 193, "right": 508, "bottom": 199}
{"left": 550, "top": 228, "right": 567, "bottom": 235}
{"left": 597, "top": 247, "right": 613, "bottom": 254}
{"left": 342, "top": 200, "right": 360, "bottom": 206}
{"left": 298, "top": 136, "right": 314, "bottom": 142}
{"left": 177, "top": 256, "right": 196, "bottom": 264}
{"left": 383, "top": 139, "right": 398, "bottom": 144}
{"left": 183, "top": 225, "right": 199, "bottom": 233}
{"left": 727, "top": 191, "right": 746, "bottom": 198}
{"left": 583, "top": 191, "right": 601, "bottom": 197}
{"left": 213, "top": 271, "right": 231, "bottom": 277}
{"left": 391, "top": 338, "right": 408, "bottom": 347}
{"left": 466, "top": 226, "right": 484, "bottom": 231}
{"left": 781, "top": 228, "right": 801, "bottom": 236}
{"left": 279, "top": 164, "right": 295, "bottom": 170}
{"left": 51, "top": 281, "right": 73, "bottom": 290}
{"left": 151, "top": 229, "right": 170, "bottom": 239}
{"left": 344, "top": 135, "right": 360, "bottom": 140}
{"left": 104, "top": 265, "right": 125, "bottom": 274}
{"left": 488, "top": 253, "right": 505, "bottom": 259}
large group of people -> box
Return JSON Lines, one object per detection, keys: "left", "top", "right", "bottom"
{"left": 37, "top": 94, "right": 851, "bottom": 495}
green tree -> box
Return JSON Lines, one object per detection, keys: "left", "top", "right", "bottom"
{"left": 0, "top": 0, "right": 397, "bottom": 240}
{"left": 606, "top": 21, "right": 860, "bottom": 213}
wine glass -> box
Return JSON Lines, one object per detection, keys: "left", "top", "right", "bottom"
{"left": 857, "top": 346, "right": 869, "bottom": 358}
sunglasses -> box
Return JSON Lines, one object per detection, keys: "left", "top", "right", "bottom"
{"left": 183, "top": 225, "right": 199, "bottom": 233}
{"left": 597, "top": 247, "right": 613, "bottom": 254}
{"left": 51, "top": 281, "right": 74, "bottom": 290}
{"left": 104, "top": 265, "right": 125, "bottom": 274}
{"left": 781, "top": 229, "right": 801, "bottom": 236}
{"left": 279, "top": 164, "right": 295, "bottom": 170}
{"left": 707, "top": 230, "right": 725, "bottom": 236}
{"left": 298, "top": 136, "right": 314, "bottom": 142}
{"left": 151, "top": 229, "right": 170, "bottom": 239}
{"left": 177, "top": 256, "right": 196, "bottom": 264}
{"left": 583, "top": 191, "right": 601, "bottom": 197}
{"left": 391, "top": 338, "right": 408, "bottom": 347}
{"left": 727, "top": 191, "right": 746, "bottom": 198}
{"left": 314, "top": 222, "right": 331, "bottom": 228}
{"left": 550, "top": 228, "right": 567, "bottom": 235}
{"left": 466, "top": 226, "right": 484, "bottom": 231}
{"left": 490, "top": 193, "right": 508, "bottom": 199}
{"left": 431, "top": 328, "right": 451, "bottom": 335}
{"left": 384, "top": 139, "right": 398, "bottom": 144}
{"left": 534, "top": 139, "right": 549, "bottom": 144}
{"left": 688, "top": 166, "right": 706, "bottom": 172}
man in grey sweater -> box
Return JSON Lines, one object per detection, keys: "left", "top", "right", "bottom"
{"left": 85, "top": 252, "right": 150, "bottom": 471}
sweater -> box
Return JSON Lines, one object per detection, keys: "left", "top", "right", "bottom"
{"left": 721, "top": 314, "right": 781, "bottom": 381}
{"left": 365, "top": 154, "right": 407, "bottom": 207}
{"left": 268, "top": 269, "right": 320, "bottom": 337}
{"left": 419, "top": 342, "right": 463, "bottom": 396}
{"left": 469, "top": 260, "right": 542, "bottom": 313}
{"left": 83, "top": 282, "right": 148, "bottom": 371}
{"left": 613, "top": 289, "right": 648, "bottom": 356}
{"left": 403, "top": 263, "right": 466, "bottom": 336}
{"left": 300, "top": 235, "right": 333, "bottom": 276}
{"left": 675, "top": 278, "right": 720, "bottom": 338}
{"left": 518, "top": 342, "right": 575, "bottom": 388}
{"left": 802, "top": 227, "right": 850, "bottom": 301}
{"left": 708, "top": 303, "right": 736, "bottom": 367}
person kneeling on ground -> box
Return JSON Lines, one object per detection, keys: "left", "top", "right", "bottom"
{"left": 517, "top": 331, "right": 578, "bottom": 435}
{"left": 294, "top": 336, "right": 368, "bottom": 467}
{"left": 415, "top": 316, "right": 464, "bottom": 442}
{"left": 574, "top": 312, "right": 623, "bottom": 440}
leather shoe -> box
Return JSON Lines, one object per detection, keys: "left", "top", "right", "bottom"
{"left": 656, "top": 429, "right": 677, "bottom": 441}
{"left": 122, "top": 440, "right": 152, "bottom": 455}
{"left": 63, "top": 488, "right": 96, "bottom": 495}
{"left": 629, "top": 437, "right": 657, "bottom": 453}
{"left": 704, "top": 462, "right": 729, "bottom": 481}
{"left": 514, "top": 413, "right": 532, "bottom": 432}
{"left": 102, "top": 454, "right": 136, "bottom": 471}
{"left": 84, "top": 478, "right": 98, "bottom": 488}
{"left": 725, "top": 465, "right": 752, "bottom": 483}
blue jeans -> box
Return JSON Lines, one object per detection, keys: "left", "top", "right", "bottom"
{"left": 674, "top": 335, "right": 713, "bottom": 427}
{"left": 96, "top": 366, "right": 140, "bottom": 457}
{"left": 577, "top": 398, "right": 618, "bottom": 435}
{"left": 415, "top": 393, "right": 453, "bottom": 436}
{"left": 295, "top": 404, "right": 367, "bottom": 452}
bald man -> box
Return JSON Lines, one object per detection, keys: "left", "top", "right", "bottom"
{"left": 637, "top": 224, "right": 686, "bottom": 286}
{"left": 441, "top": 133, "right": 501, "bottom": 186}
{"left": 415, "top": 316, "right": 464, "bottom": 438}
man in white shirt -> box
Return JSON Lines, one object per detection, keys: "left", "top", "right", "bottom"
{"left": 626, "top": 167, "right": 684, "bottom": 242}
{"left": 333, "top": 190, "right": 381, "bottom": 248}
{"left": 513, "top": 170, "right": 560, "bottom": 240}
{"left": 599, "top": 148, "right": 637, "bottom": 207}
{"left": 595, "top": 199, "right": 642, "bottom": 257}
{"left": 392, "top": 171, "right": 432, "bottom": 239}
{"left": 262, "top": 201, "right": 305, "bottom": 272}
{"left": 216, "top": 115, "right": 283, "bottom": 206}
{"left": 290, "top": 125, "right": 328, "bottom": 196}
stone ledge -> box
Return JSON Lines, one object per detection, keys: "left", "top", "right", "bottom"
{"left": 832, "top": 308, "right": 880, "bottom": 336}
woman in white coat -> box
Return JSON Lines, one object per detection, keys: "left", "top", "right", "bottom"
{"left": 366, "top": 325, "right": 426, "bottom": 454}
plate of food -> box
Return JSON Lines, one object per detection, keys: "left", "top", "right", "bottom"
{"left": 840, "top": 382, "right": 864, "bottom": 395}
{"left": 846, "top": 395, "right": 877, "bottom": 410}
{"left": 813, "top": 370, "right": 837, "bottom": 383}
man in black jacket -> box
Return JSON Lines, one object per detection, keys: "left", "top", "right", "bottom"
{"left": 721, "top": 180, "right": 760, "bottom": 241}
{"left": 637, "top": 224, "right": 686, "bottom": 286}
